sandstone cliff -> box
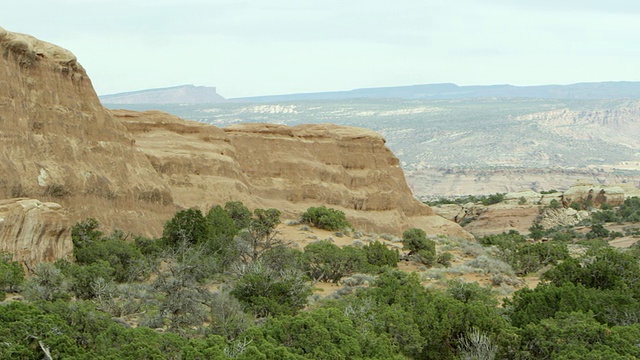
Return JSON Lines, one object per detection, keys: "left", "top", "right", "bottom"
{"left": 0, "top": 27, "right": 470, "bottom": 263}
{"left": 0, "top": 199, "right": 72, "bottom": 267}
{"left": 0, "top": 27, "right": 176, "bottom": 237}
{"left": 117, "top": 110, "right": 469, "bottom": 238}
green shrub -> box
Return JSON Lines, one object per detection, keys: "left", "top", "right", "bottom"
{"left": 600, "top": 203, "right": 613, "bottom": 211}
{"left": 224, "top": 201, "right": 252, "bottom": 230}
{"left": 481, "top": 193, "right": 506, "bottom": 206}
{"left": 363, "top": 241, "right": 399, "bottom": 269}
{"left": 616, "top": 197, "right": 640, "bottom": 222}
{"left": 301, "top": 206, "right": 351, "bottom": 231}
{"left": 401, "top": 228, "right": 436, "bottom": 266}
{"left": 303, "top": 241, "right": 367, "bottom": 282}
{"left": 162, "top": 208, "right": 210, "bottom": 247}
{"left": 478, "top": 231, "right": 568, "bottom": 275}
{"left": 72, "top": 219, "right": 146, "bottom": 282}
{"left": 540, "top": 189, "right": 558, "bottom": 194}
{"left": 402, "top": 228, "right": 428, "bottom": 254}
{"left": 592, "top": 210, "right": 618, "bottom": 223}
{"left": 0, "top": 253, "right": 24, "bottom": 294}
{"left": 436, "top": 252, "right": 454, "bottom": 267}
{"left": 570, "top": 201, "right": 583, "bottom": 211}
{"left": 586, "top": 223, "right": 610, "bottom": 239}
{"left": 230, "top": 264, "right": 312, "bottom": 318}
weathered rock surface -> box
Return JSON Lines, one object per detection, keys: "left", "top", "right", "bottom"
{"left": 0, "top": 27, "right": 471, "bottom": 264}
{"left": 0, "top": 199, "right": 72, "bottom": 267}
{"left": 0, "top": 27, "right": 175, "bottom": 237}
{"left": 563, "top": 185, "right": 626, "bottom": 207}
{"left": 461, "top": 204, "right": 540, "bottom": 237}
{"left": 537, "top": 207, "right": 590, "bottom": 229}
{"left": 118, "top": 110, "right": 471, "bottom": 238}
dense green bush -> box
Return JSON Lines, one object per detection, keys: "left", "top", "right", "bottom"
{"left": 586, "top": 223, "right": 611, "bottom": 239}
{"left": 362, "top": 241, "right": 399, "bottom": 269}
{"left": 481, "top": 193, "right": 506, "bottom": 206}
{"left": 162, "top": 208, "right": 210, "bottom": 247}
{"left": 402, "top": 228, "right": 436, "bottom": 265}
{"left": 224, "top": 201, "right": 252, "bottom": 230}
{"left": 72, "top": 219, "right": 146, "bottom": 283}
{"left": 478, "top": 231, "right": 568, "bottom": 275}
{"left": 0, "top": 252, "right": 24, "bottom": 296}
{"left": 426, "top": 193, "right": 506, "bottom": 206}
{"left": 617, "top": 196, "right": 640, "bottom": 222}
{"left": 549, "top": 198, "right": 561, "bottom": 209}
{"left": 301, "top": 206, "right": 351, "bottom": 230}
{"left": 437, "top": 252, "right": 454, "bottom": 267}
{"left": 545, "top": 247, "right": 640, "bottom": 292}
{"left": 303, "top": 240, "right": 367, "bottom": 282}
{"left": 230, "top": 263, "right": 312, "bottom": 318}
{"left": 592, "top": 209, "right": 619, "bottom": 223}
{"left": 518, "top": 311, "right": 640, "bottom": 359}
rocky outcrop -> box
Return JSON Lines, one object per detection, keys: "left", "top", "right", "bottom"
{"left": 0, "top": 27, "right": 471, "bottom": 264}
{"left": 0, "top": 27, "right": 175, "bottom": 238}
{"left": 0, "top": 199, "right": 72, "bottom": 267}
{"left": 461, "top": 204, "right": 540, "bottom": 237}
{"left": 224, "top": 123, "right": 467, "bottom": 237}
{"left": 118, "top": 110, "right": 470, "bottom": 238}
{"left": 537, "top": 207, "right": 590, "bottom": 229}
{"left": 563, "top": 185, "right": 626, "bottom": 207}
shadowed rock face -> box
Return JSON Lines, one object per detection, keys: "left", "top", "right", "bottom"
{"left": 0, "top": 27, "right": 470, "bottom": 263}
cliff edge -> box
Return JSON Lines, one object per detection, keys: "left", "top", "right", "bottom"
{"left": 0, "top": 27, "right": 470, "bottom": 263}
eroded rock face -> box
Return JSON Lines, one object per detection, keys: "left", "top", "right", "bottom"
{"left": 0, "top": 27, "right": 175, "bottom": 238}
{"left": 118, "top": 111, "right": 470, "bottom": 238}
{"left": 462, "top": 204, "right": 540, "bottom": 237}
{"left": 0, "top": 199, "right": 72, "bottom": 266}
{"left": 0, "top": 27, "right": 471, "bottom": 264}
{"left": 563, "top": 185, "right": 626, "bottom": 207}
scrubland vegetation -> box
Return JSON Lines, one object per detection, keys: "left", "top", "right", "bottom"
{"left": 2, "top": 198, "right": 640, "bottom": 359}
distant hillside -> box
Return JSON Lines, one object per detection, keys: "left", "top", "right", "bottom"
{"left": 100, "top": 85, "right": 226, "bottom": 104}
{"left": 235, "top": 81, "right": 640, "bottom": 102}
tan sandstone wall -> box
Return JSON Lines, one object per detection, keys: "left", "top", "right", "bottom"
{"left": 0, "top": 27, "right": 471, "bottom": 264}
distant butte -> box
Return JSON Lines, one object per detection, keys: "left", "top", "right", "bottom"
{"left": 100, "top": 84, "right": 226, "bottom": 104}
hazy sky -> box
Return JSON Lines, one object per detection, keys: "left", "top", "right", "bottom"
{"left": 3, "top": 0, "right": 639, "bottom": 98}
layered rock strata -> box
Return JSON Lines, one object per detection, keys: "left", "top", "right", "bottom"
{"left": 0, "top": 27, "right": 471, "bottom": 263}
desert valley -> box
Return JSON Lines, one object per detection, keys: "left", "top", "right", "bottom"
{"left": 2, "top": 26, "right": 640, "bottom": 359}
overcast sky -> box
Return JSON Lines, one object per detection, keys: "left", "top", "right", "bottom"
{"left": 3, "top": 0, "right": 639, "bottom": 98}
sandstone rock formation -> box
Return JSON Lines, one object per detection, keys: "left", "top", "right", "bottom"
{"left": 0, "top": 27, "right": 471, "bottom": 264}
{"left": 563, "top": 185, "right": 626, "bottom": 207}
{"left": 117, "top": 110, "right": 471, "bottom": 238}
{"left": 458, "top": 204, "right": 540, "bottom": 237}
{"left": 0, "top": 199, "right": 72, "bottom": 267}
{"left": 537, "top": 207, "right": 590, "bottom": 229}
{"left": 0, "top": 26, "right": 175, "bottom": 237}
